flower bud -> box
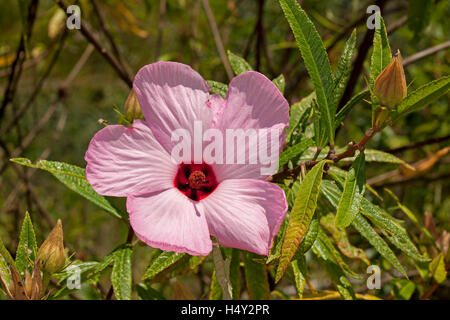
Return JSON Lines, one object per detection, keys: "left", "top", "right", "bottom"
{"left": 37, "top": 219, "right": 66, "bottom": 275}
{"left": 374, "top": 50, "right": 407, "bottom": 108}
{"left": 124, "top": 89, "right": 144, "bottom": 121}
{"left": 372, "top": 106, "right": 390, "bottom": 129}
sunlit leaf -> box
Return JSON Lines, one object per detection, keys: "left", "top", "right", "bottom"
{"left": 15, "top": 212, "right": 37, "bottom": 275}
{"left": 336, "top": 152, "right": 366, "bottom": 228}
{"left": 111, "top": 245, "right": 133, "bottom": 300}
{"left": 10, "top": 158, "right": 122, "bottom": 219}
{"left": 279, "top": 0, "right": 335, "bottom": 146}
{"left": 276, "top": 160, "right": 327, "bottom": 282}
{"left": 142, "top": 251, "right": 185, "bottom": 281}
{"left": 227, "top": 50, "right": 252, "bottom": 75}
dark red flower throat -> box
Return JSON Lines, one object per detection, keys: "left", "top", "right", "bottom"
{"left": 174, "top": 163, "right": 218, "bottom": 201}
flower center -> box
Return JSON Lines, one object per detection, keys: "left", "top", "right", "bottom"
{"left": 188, "top": 170, "right": 206, "bottom": 189}
{"left": 174, "top": 163, "right": 218, "bottom": 201}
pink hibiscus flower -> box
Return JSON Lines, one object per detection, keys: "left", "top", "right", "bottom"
{"left": 85, "top": 62, "right": 289, "bottom": 256}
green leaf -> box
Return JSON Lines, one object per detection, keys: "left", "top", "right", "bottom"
{"left": 336, "top": 152, "right": 366, "bottom": 228}
{"left": 207, "top": 80, "right": 228, "bottom": 98}
{"left": 286, "top": 92, "right": 314, "bottom": 144}
{"left": 291, "top": 255, "right": 307, "bottom": 298}
{"left": 320, "top": 213, "right": 370, "bottom": 265}
{"left": 227, "top": 50, "right": 252, "bottom": 75}
{"left": 278, "top": 138, "right": 314, "bottom": 169}
{"left": 295, "top": 213, "right": 319, "bottom": 256}
{"left": 341, "top": 149, "right": 414, "bottom": 170}
{"left": 111, "top": 245, "right": 133, "bottom": 300}
{"left": 352, "top": 214, "right": 407, "bottom": 277}
{"left": 395, "top": 75, "right": 450, "bottom": 118}
{"left": 276, "top": 160, "right": 327, "bottom": 282}
{"left": 209, "top": 271, "right": 223, "bottom": 300}
{"left": 334, "top": 29, "right": 356, "bottom": 106}
{"left": 272, "top": 74, "right": 286, "bottom": 94}
{"left": 391, "top": 279, "right": 416, "bottom": 300}
{"left": 312, "top": 239, "right": 355, "bottom": 299}
{"left": 279, "top": 0, "right": 335, "bottom": 146}
{"left": 10, "top": 158, "right": 121, "bottom": 219}
{"left": 360, "top": 198, "right": 429, "bottom": 263}
{"left": 429, "top": 253, "right": 447, "bottom": 284}
{"left": 142, "top": 251, "right": 185, "bottom": 281}
{"left": 334, "top": 90, "right": 369, "bottom": 128}
{"left": 229, "top": 249, "right": 241, "bottom": 299}
{"left": 15, "top": 212, "right": 37, "bottom": 275}
{"left": 320, "top": 181, "right": 407, "bottom": 276}
{"left": 244, "top": 253, "right": 270, "bottom": 300}
{"left": 370, "top": 12, "right": 391, "bottom": 90}
{"left": 317, "top": 227, "right": 362, "bottom": 279}
{"left": 137, "top": 283, "right": 166, "bottom": 300}
{"left": 0, "top": 237, "right": 15, "bottom": 269}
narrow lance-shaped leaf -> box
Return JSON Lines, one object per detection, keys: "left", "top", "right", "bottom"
{"left": 278, "top": 138, "right": 314, "bottom": 169}
{"left": 279, "top": 0, "right": 335, "bottom": 146}
{"left": 10, "top": 158, "right": 122, "bottom": 219}
{"left": 142, "top": 251, "right": 185, "bottom": 281}
{"left": 370, "top": 12, "right": 391, "bottom": 90}
{"left": 291, "top": 255, "right": 307, "bottom": 298}
{"left": 335, "top": 90, "right": 369, "bottom": 128}
{"left": 15, "top": 212, "right": 38, "bottom": 275}
{"left": 395, "top": 75, "right": 450, "bottom": 119}
{"left": 287, "top": 92, "right": 314, "bottom": 144}
{"left": 272, "top": 74, "right": 286, "bottom": 94}
{"left": 276, "top": 160, "right": 327, "bottom": 282}
{"left": 334, "top": 29, "right": 357, "bottom": 106}
{"left": 352, "top": 214, "right": 407, "bottom": 277}
{"left": 312, "top": 239, "right": 355, "bottom": 300}
{"left": 341, "top": 149, "right": 414, "bottom": 170}
{"left": 227, "top": 50, "right": 252, "bottom": 75}
{"left": 360, "top": 198, "right": 429, "bottom": 263}
{"left": 320, "top": 181, "right": 408, "bottom": 276}
{"left": 111, "top": 245, "right": 133, "bottom": 300}
{"left": 335, "top": 152, "right": 366, "bottom": 228}
{"left": 244, "top": 253, "right": 270, "bottom": 300}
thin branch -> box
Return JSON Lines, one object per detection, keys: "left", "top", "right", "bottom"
{"left": 385, "top": 134, "right": 450, "bottom": 154}
{"left": 154, "top": 0, "right": 167, "bottom": 61}
{"left": 403, "top": 41, "right": 450, "bottom": 67}
{"left": 91, "top": 0, "right": 132, "bottom": 78}
{"left": 201, "top": 0, "right": 233, "bottom": 80}
{"left": 55, "top": 0, "right": 133, "bottom": 88}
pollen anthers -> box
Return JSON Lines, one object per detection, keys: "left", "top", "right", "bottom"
{"left": 175, "top": 162, "right": 218, "bottom": 201}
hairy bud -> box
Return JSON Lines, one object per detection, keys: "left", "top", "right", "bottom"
{"left": 37, "top": 219, "right": 66, "bottom": 275}
{"left": 374, "top": 50, "right": 407, "bottom": 108}
{"left": 124, "top": 89, "right": 144, "bottom": 121}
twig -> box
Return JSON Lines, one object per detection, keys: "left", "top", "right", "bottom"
{"left": 154, "top": 0, "right": 167, "bottom": 61}
{"left": 385, "top": 134, "right": 450, "bottom": 154}
{"left": 0, "top": 28, "right": 68, "bottom": 137}
{"left": 55, "top": 0, "right": 133, "bottom": 88}
{"left": 201, "top": 0, "right": 233, "bottom": 80}
{"left": 91, "top": 0, "right": 132, "bottom": 78}
{"left": 0, "top": 0, "right": 39, "bottom": 121}
{"left": 403, "top": 41, "right": 450, "bottom": 67}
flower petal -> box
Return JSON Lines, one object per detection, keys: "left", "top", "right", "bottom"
{"left": 128, "top": 188, "right": 212, "bottom": 256}
{"left": 212, "top": 71, "right": 289, "bottom": 181}
{"left": 197, "top": 179, "right": 288, "bottom": 256}
{"left": 85, "top": 120, "right": 177, "bottom": 197}
{"left": 133, "top": 61, "right": 212, "bottom": 154}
